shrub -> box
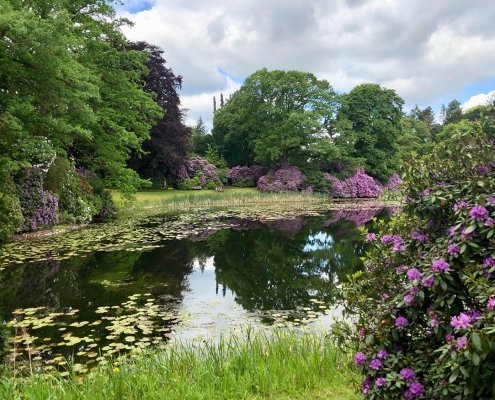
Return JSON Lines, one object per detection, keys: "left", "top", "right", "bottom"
{"left": 19, "top": 168, "right": 58, "bottom": 232}
{"left": 257, "top": 166, "right": 306, "bottom": 193}
{"left": 177, "top": 157, "right": 222, "bottom": 189}
{"left": 228, "top": 165, "right": 268, "bottom": 187}
{"left": 385, "top": 173, "right": 403, "bottom": 190}
{"left": 335, "top": 123, "right": 495, "bottom": 399}
{"left": 325, "top": 169, "right": 382, "bottom": 198}
{"left": 0, "top": 192, "right": 23, "bottom": 242}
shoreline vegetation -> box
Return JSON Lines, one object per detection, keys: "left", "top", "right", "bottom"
{"left": 0, "top": 330, "right": 358, "bottom": 400}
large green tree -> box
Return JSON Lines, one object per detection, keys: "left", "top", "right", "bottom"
{"left": 338, "top": 83, "right": 404, "bottom": 183}
{"left": 213, "top": 68, "right": 339, "bottom": 167}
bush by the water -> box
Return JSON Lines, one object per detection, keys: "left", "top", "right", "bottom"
{"left": 335, "top": 123, "right": 495, "bottom": 399}
{"left": 228, "top": 165, "right": 267, "bottom": 187}
{"left": 257, "top": 166, "right": 306, "bottom": 193}
{"left": 177, "top": 156, "right": 222, "bottom": 190}
{"left": 325, "top": 169, "right": 382, "bottom": 198}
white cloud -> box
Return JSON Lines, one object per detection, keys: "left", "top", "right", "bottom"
{"left": 462, "top": 90, "right": 495, "bottom": 111}
{"left": 119, "top": 0, "right": 495, "bottom": 125}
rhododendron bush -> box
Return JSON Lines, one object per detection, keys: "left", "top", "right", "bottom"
{"left": 228, "top": 165, "right": 267, "bottom": 187}
{"left": 335, "top": 124, "right": 495, "bottom": 399}
{"left": 325, "top": 169, "right": 383, "bottom": 198}
{"left": 257, "top": 166, "right": 306, "bottom": 193}
{"left": 177, "top": 157, "right": 222, "bottom": 189}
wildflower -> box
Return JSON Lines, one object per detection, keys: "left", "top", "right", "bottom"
{"left": 447, "top": 244, "right": 460, "bottom": 255}
{"left": 377, "top": 349, "right": 388, "bottom": 360}
{"left": 431, "top": 259, "right": 450, "bottom": 273}
{"left": 450, "top": 313, "right": 473, "bottom": 330}
{"left": 375, "top": 377, "right": 387, "bottom": 388}
{"left": 405, "top": 382, "right": 425, "bottom": 399}
{"left": 395, "top": 316, "right": 409, "bottom": 330}
{"left": 407, "top": 268, "right": 422, "bottom": 281}
{"left": 354, "top": 352, "right": 367, "bottom": 366}
{"left": 456, "top": 336, "right": 468, "bottom": 350}
{"left": 400, "top": 368, "right": 416, "bottom": 381}
{"left": 369, "top": 359, "right": 383, "bottom": 370}
{"left": 470, "top": 205, "right": 489, "bottom": 221}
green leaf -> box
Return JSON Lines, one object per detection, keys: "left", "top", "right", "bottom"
{"left": 472, "top": 352, "right": 480, "bottom": 366}
{"left": 463, "top": 225, "right": 476, "bottom": 234}
{"left": 471, "top": 332, "right": 482, "bottom": 351}
{"left": 449, "top": 369, "right": 459, "bottom": 383}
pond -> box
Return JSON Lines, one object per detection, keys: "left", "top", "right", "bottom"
{"left": 0, "top": 204, "right": 392, "bottom": 374}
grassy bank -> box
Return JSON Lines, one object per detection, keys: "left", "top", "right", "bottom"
{"left": 0, "top": 331, "right": 358, "bottom": 400}
{"left": 114, "top": 188, "right": 326, "bottom": 216}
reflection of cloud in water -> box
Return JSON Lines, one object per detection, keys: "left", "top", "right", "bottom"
{"left": 303, "top": 232, "right": 333, "bottom": 252}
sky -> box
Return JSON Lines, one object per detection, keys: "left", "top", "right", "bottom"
{"left": 116, "top": 0, "right": 495, "bottom": 128}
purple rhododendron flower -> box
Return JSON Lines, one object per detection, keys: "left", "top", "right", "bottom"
{"left": 369, "top": 358, "right": 383, "bottom": 370}
{"left": 381, "top": 234, "right": 394, "bottom": 244}
{"left": 487, "top": 197, "right": 495, "bottom": 206}
{"left": 366, "top": 232, "right": 377, "bottom": 241}
{"left": 377, "top": 349, "right": 388, "bottom": 360}
{"left": 375, "top": 377, "right": 387, "bottom": 388}
{"left": 448, "top": 226, "right": 457, "bottom": 236}
{"left": 354, "top": 352, "right": 367, "bottom": 365}
{"left": 487, "top": 298, "right": 495, "bottom": 311}
{"left": 405, "top": 382, "right": 425, "bottom": 399}
{"left": 404, "top": 294, "right": 415, "bottom": 306}
{"left": 454, "top": 200, "right": 468, "bottom": 211}
{"left": 448, "top": 243, "right": 460, "bottom": 255}
{"left": 400, "top": 368, "right": 416, "bottom": 381}
{"left": 429, "top": 316, "right": 439, "bottom": 328}
{"left": 325, "top": 169, "right": 383, "bottom": 198}
{"left": 411, "top": 232, "right": 428, "bottom": 242}
{"left": 456, "top": 336, "right": 468, "bottom": 349}
{"left": 422, "top": 274, "right": 434, "bottom": 287}
{"left": 470, "top": 205, "right": 489, "bottom": 221}
{"left": 431, "top": 259, "right": 450, "bottom": 273}
{"left": 361, "top": 377, "right": 372, "bottom": 395}
{"left": 407, "top": 268, "right": 422, "bottom": 281}
{"left": 395, "top": 316, "right": 409, "bottom": 330}
{"left": 450, "top": 313, "right": 473, "bottom": 330}
{"left": 484, "top": 257, "right": 495, "bottom": 268}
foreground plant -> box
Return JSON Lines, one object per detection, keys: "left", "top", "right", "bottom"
{"left": 335, "top": 123, "right": 495, "bottom": 399}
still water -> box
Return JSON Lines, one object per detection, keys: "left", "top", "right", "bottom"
{"left": 0, "top": 206, "right": 389, "bottom": 372}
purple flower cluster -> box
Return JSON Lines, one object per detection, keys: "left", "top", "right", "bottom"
{"left": 431, "top": 259, "right": 450, "bottom": 273}
{"left": 325, "top": 169, "right": 383, "bottom": 198}
{"left": 257, "top": 166, "right": 306, "bottom": 193}
{"left": 395, "top": 316, "right": 409, "bottom": 330}
{"left": 179, "top": 157, "right": 222, "bottom": 188}
{"left": 453, "top": 200, "right": 468, "bottom": 211}
{"left": 385, "top": 173, "right": 403, "bottom": 190}
{"left": 228, "top": 165, "right": 267, "bottom": 187}
{"left": 410, "top": 232, "right": 428, "bottom": 242}
{"left": 20, "top": 168, "right": 59, "bottom": 232}
{"left": 355, "top": 352, "right": 367, "bottom": 366}
{"left": 469, "top": 205, "right": 489, "bottom": 221}
{"left": 450, "top": 312, "right": 473, "bottom": 330}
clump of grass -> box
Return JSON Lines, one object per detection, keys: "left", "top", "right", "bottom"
{"left": 0, "top": 330, "right": 358, "bottom": 400}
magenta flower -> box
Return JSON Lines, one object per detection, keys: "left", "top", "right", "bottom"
{"left": 395, "top": 316, "right": 409, "bottom": 330}
{"left": 404, "top": 294, "right": 415, "bottom": 306}
{"left": 361, "top": 377, "right": 372, "bottom": 395}
{"left": 448, "top": 244, "right": 460, "bottom": 255}
{"left": 487, "top": 298, "right": 495, "bottom": 311}
{"left": 366, "top": 232, "right": 377, "bottom": 241}
{"left": 431, "top": 259, "right": 450, "bottom": 273}
{"left": 400, "top": 368, "right": 416, "bottom": 381}
{"left": 375, "top": 377, "right": 387, "bottom": 388}
{"left": 377, "top": 349, "right": 388, "bottom": 360}
{"left": 456, "top": 336, "right": 468, "bottom": 349}
{"left": 484, "top": 257, "right": 495, "bottom": 268}
{"left": 369, "top": 358, "right": 383, "bottom": 370}
{"left": 450, "top": 313, "right": 473, "bottom": 330}
{"left": 487, "top": 197, "right": 495, "bottom": 206}
{"left": 354, "top": 352, "right": 367, "bottom": 366}
{"left": 405, "top": 382, "right": 425, "bottom": 399}
{"left": 381, "top": 234, "right": 394, "bottom": 244}
{"left": 411, "top": 232, "right": 428, "bottom": 242}
{"left": 470, "top": 205, "right": 489, "bottom": 221}
{"left": 429, "top": 316, "right": 439, "bottom": 328}
{"left": 448, "top": 226, "right": 457, "bottom": 236}
{"left": 454, "top": 200, "right": 468, "bottom": 211}
{"left": 407, "top": 268, "right": 422, "bottom": 281}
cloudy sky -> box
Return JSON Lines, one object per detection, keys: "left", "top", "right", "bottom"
{"left": 116, "top": 0, "right": 495, "bottom": 128}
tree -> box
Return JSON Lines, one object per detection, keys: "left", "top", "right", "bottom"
{"left": 213, "top": 68, "right": 339, "bottom": 167}
{"left": 441, "top": 99, "right": 463, "bottom": 125}
{"left": 127, "top": 41, "right": 190, "bottom": 185}
{"left": 190, "top": 117, "right": 214, "bottom": 156}
{"left": 338, "top": 83, "right": 404, "bottom": 183}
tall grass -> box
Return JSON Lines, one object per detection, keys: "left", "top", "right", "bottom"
{"left": 0, "top": 330, "right": 358, "bottom": 400}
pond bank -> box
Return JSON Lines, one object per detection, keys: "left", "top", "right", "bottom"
{"left": 0, "top": 331, "right": 358, "bottom": 400}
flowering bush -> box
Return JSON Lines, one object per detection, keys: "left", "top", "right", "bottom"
{"left": 228, "top": 165, "right": 267, "bottom": 187}
{"left": 385, "top": 173, "right": 403, "bottom": 190}
{"left": 335, "top": 124, "right": 495, "bottom": 399}
{"left": 19, "top": 168, "right": 59, "bottom": 232}
{"left": 325, "top": 169, "right": 383, "bottom": 198}
{"left": 257, "top": 166, "right": 306, "bottom": 193}
{"left": 177, "top": 157, "right": 222, "bottom": 189}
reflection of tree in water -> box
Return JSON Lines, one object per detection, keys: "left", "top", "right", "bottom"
{"left": 209, "top": 216, "right": 368, "bottom": 312}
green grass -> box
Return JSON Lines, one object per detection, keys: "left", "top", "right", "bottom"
{"left": 0, "top": 330, "right": 359, "bottom": 400}
{"left": 114, "top": 188, "right": 326, "bottom": 216}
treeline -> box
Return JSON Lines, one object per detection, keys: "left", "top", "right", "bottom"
{"left": 0, "top": 0, "right": 190, "bottom": 241}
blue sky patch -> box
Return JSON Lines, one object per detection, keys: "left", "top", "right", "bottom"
{"left": 217, "top": 68, "right": 245, "bottom": 85}
{"left": 118, "top": 0, "right": 155, "bottom": 14}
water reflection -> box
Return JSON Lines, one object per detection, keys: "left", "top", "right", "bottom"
{"left": 0, "top": 207, "right": 389, "bottom": 369}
